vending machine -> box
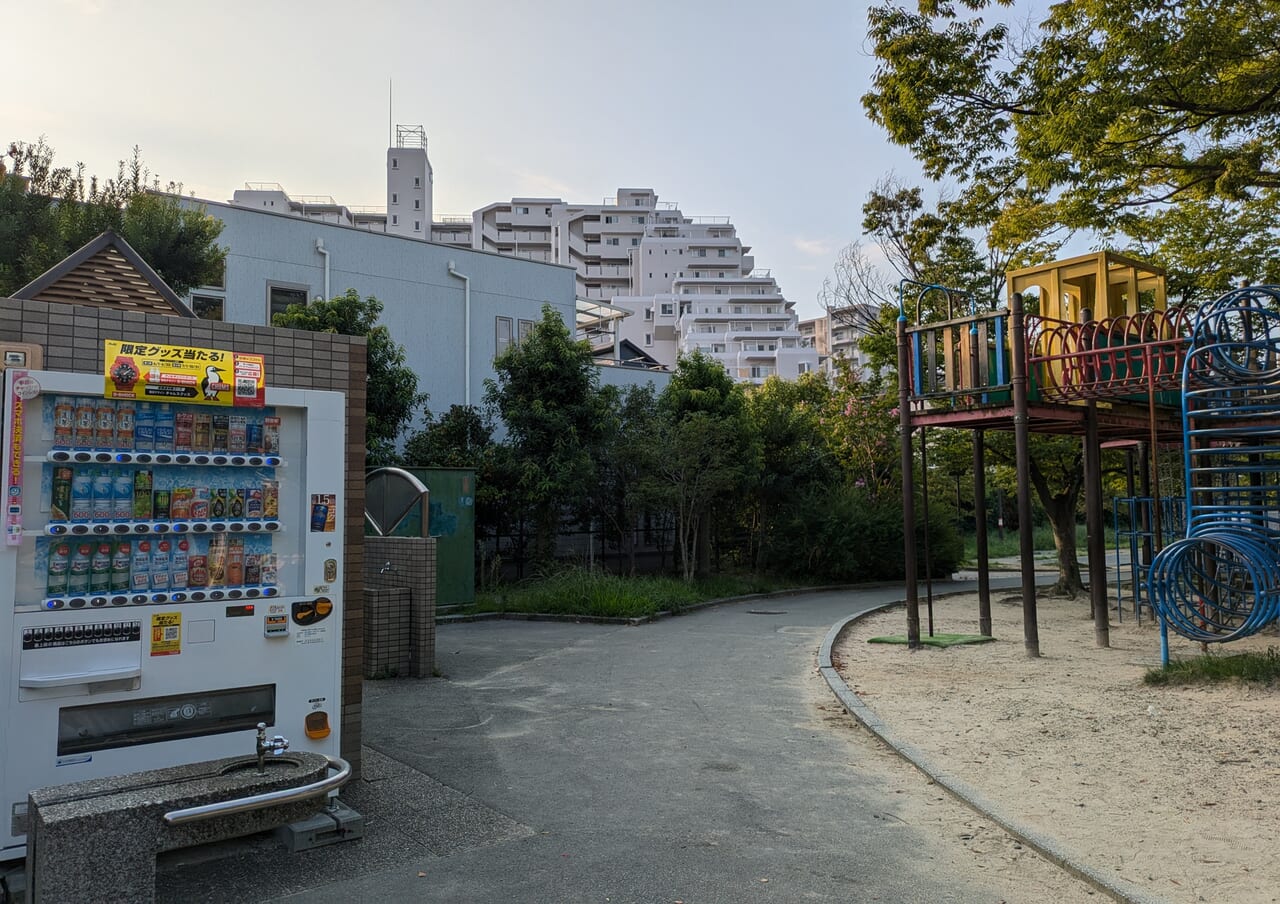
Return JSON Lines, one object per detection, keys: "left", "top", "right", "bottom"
{"left": 0, "top": 341, "right": 346, "bottom": 860}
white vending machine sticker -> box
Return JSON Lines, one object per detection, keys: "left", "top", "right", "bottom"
{"left": 295, "top": 625, "right": 327, "bottom": 645}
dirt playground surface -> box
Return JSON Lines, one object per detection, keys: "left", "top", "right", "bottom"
{"left": 834, "top": 591, "right": 1280, "bottom": 904}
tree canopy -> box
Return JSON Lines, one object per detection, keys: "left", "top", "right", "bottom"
{"left": 484, "top": 303, "right": 610, "bottom": 567}
{"left": 864, "top": 0, "right": 1280, "bottom": 242}
{"left": 272, "top": 289, "right": 424, "bottom": 466}
{"left": 0, "top": 138, "right": 225, "bottom": 296}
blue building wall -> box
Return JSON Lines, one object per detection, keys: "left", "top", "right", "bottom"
{"left": 183, "top": 198, "right": 578, "bottom": 412}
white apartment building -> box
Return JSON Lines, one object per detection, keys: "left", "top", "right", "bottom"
{"left": 797, "top": 305, "right": 881, "bottom": 376}
{"left": 228, "top": 126, "right": 816, "bottom": 382}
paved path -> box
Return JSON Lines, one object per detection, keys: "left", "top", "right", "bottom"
{"left": 159, "top": 580, "right": 1072, "bottom": 903}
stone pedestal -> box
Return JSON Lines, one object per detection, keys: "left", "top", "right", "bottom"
{"left": 26, "top": 751, "right": 331, "bottom": 904}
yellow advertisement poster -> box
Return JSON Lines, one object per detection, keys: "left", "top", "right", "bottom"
{"left": 151, "top": 612, "right": 182, "bottom": 656}
{"left": 104, "top": 340, "right": 266, "bottom": 407}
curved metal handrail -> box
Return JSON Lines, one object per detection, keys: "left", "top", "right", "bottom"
{"left": 163, "top": 755, "right": 351, "bottom": 826}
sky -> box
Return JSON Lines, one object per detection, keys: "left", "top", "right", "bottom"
{"left": 1, "top": 0, "right": 925, "bottom": 320}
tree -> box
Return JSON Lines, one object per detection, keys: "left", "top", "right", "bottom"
{"left": 654, "top": 351, "right": 761, "bottom": 580}
{"left": 484, "top": 304, "right": 610, "bottom": 568}
{"left": 592, "top": 383, "right": 663, "bottom": 575}
{"left": 829, "top": 178, "right": 1060, "bottom": 374}
{"left": 404, "top": 405, "right": 494, "bottom": 469}
{"left": 745, "top": 372, "right": 838, "bottom": 569}
{"left": 863, "top": 0, "right": 1280, "bottom": 240}
{"left": 0, "top": 138, "right": 225, "bottom": 296}
{"left": 272, "top": 289, "right": 424, "bottom": 466}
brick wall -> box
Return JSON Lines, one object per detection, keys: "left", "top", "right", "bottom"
{"left": 364, "top": 536, "right": 436, "bottom": 679}
{"left": 0, "top": 297, "right": 367, "bottom": 775}
{"left": 363, "top": 588, "right": 413, "bottom": 678}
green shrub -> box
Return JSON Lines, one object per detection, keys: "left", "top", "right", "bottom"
{"left": 474, "top": 568, "right": 785, "bottom": 619}
{"left": 758, "top": 485, "right": 962, "bottom": 583}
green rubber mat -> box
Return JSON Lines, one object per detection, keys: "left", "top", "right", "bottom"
{"left": 868, "top": 633, "right": 995, "bottom": 647}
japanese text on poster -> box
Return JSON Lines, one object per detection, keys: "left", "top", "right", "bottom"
{"left": 105, "top": 340, "right": 265, "bottom": 407}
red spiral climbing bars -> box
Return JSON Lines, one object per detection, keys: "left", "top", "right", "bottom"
{"left": 1027, "top": 308, "right": 1193, "bottom": 403}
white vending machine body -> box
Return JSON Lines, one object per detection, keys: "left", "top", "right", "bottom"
{"left": 0, "top": 369, "right": 346, "bottom": 860}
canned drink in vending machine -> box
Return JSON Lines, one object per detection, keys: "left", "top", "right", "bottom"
{"left": 70, "top": 471, "right": 93, "bottom": 523}
{"left": 154, "top": 404, "right": 175, "bottom": 453}
{"left": 212, "top": 414, "right": 229, "bottom": 454}
{"left": 73, "top": 398, "right": 96, "bottom": 449}
{"left": 52, "top": 397, "right": 75, "bottom": 449}
{"left": 89, "top": 542, "right": 112, "bottom": 594}
{"left": 175, "top": 410, "right": 194, "bottom": 453}
{"left": 50, "top": 467, "right": 73, "bottom": 522}
{"left": 113, "top": 472, "right": 135, "bottom": 521}
{"left": 67, "top": 543, "right": 93, "bottom": 595}
{"left": 131, "top": 540, "right": 152, "bottom": 591}
{"left": 171, "top": 539, "right": 189, "bottom": 590}
{"left": 110, "top": 540, "right": 132, "bottom": 592}
{"left": 94, "top": 399, "right": 116, "bottom": 450}
{"left": 92, "top": 471, "right": 114, "bottom": 522}
{"left": 46, "top": 541, "right": 71, "bottom": 597}
{"left": 193, "top": 412, "right": 212, "bottom": 453}
{"left": 115, "top": 401, "right": 136, "bottom": 450}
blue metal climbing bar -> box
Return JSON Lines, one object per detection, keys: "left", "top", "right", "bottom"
{"left": 1148, "top": 285, "right": 1280, "bottom": 663}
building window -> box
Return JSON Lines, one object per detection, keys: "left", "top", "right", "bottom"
{"left": 414, "top": 177, "right": 420, "bottom": 187}
{"left": 645, "top": 309, "right": 653, "bottom": 320}
{"left": 631, "top": 238, "right": 639, "bottom": 246}
{"left": 606, "top": 238, "right": 620, "bottom": 246}
{"left": 661, "top": 303, "right": 674, "bottom": 315}
{"left": 496, "top": 317, "right": 514, "bottom": 357}
{"left": 414, "top": 199, "right": 420, "bottom": 209}
{"left": 518, "top": 319, "right": 534, "bottom": 344}
{"left": 392, "top": 214, "right": 399, "bottom": 225}
{"left": 604, "top": 215, "right": 617, "bottom": 224}
{"left": 392, "top": 193, "right": 398, "bottom": 204}
{"left": 414, "top": 221, "right": 421, "bottom": 231}
{"left": 644, "top": 333, "right": 653, "bottom": 346}
{"left": 392, "top": 157, "right": 398, "bottom": 169}
{"left": 517, "top": 206, "right": 529, "bottom": 215}
{"left": 798, "top": 362, "right": 812, "bottom": 374}
{"left": 544, "top": 207, "right": 551, "bottom": 216}
{"left": 718, "top": 249, "right": 728, "bottom": 257}
{"left": 632, "top": 216, "right": 645, "bottom": 224}
{"left": 268, "top": 284, "right": 309, "bottom": 321}
{"left": 191, "top": 295, "right": 224, "bottom": 321}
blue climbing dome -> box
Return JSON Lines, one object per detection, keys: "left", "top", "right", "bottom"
{"left": 1148, "top": 285, "right": 1280, "bottom": 662}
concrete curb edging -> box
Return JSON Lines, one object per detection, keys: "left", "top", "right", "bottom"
{"left": 818, "top": 605, "right": 1171, "bottom": 904}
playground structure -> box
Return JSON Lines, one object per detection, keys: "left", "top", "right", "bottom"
{"left": 897, "top": 251, "right": 1280, "bottom": 659}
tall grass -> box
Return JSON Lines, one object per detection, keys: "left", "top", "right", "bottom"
{"left": 473, "top": 569, "right": 786, "bottom": 619}
{"left": 1144, "top": 647, "right": 1280, "bottom": 686}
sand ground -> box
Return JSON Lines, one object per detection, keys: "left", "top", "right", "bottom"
{"left": 833, "top": 590, "right": 1280, "bottom": 904}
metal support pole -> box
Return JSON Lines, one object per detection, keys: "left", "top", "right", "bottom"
{"left": 898, "top": 316, "right": 920, "bottom": 649}
{"left": 974, "top": 429, "right": 992, "bottom": 636}
{"left": 1084, "top": 401, "right": 1110, "bottom": 647}
{"left": 921, "top": 427, "right": 934, "bottom": 637}
{"left": 1010, "top": 292, "right": 1040, "bottom": 657}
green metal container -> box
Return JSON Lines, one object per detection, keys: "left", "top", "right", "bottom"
{"left": 402, "top": 467, "right": 476, "bottom": 608}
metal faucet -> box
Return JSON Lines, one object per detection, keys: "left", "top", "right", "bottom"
{"left": 379, "top": 561, "right": 396, "bottom": 574}
{"left": 255, "top": 722, "right": 290, "bottom": 774}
